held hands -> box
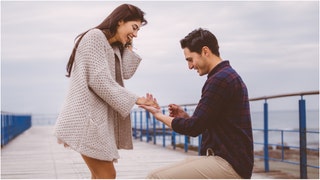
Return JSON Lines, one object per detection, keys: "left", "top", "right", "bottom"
{"left": 138, "top": 95, "right": 190, "bottom": 119}
{"left": 138, "top": 93, "right": 161, "bottom": 115}
{"left": 139, "top": 94, "right": 174, "bottom": 128}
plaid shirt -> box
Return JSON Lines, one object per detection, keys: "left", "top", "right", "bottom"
{"left": 172, "top": 61, "right": 253, "bottom": 178}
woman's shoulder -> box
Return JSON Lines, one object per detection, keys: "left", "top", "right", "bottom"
{"left": 80, "top": 28, "right": 111, "bottom": 50}
{"left": 84, "top": 28, "right": 105, "bottom": 39}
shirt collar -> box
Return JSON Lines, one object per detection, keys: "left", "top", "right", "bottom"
{"left": 207, "top": 60, "right": 230, "bottom": 78}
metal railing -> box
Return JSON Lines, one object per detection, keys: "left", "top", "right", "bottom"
{"left": 1, "top": 112, "right": 32, "bottom": 146}
{"left": 2, "top": 91, "right": 318, "bottom": 178}
{"left": 131, "top": 90, "right": 319, "bottom": 179}
{"left": 249, "top": 90, "right": 319, "bottom": 178}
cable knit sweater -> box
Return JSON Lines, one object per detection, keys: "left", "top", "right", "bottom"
{"left": 53, "top": 29, "right": 141, "bottom": 161}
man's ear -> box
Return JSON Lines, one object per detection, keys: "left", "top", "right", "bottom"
{"left": 202, "top": 46, "right": 210, "bottom": 56}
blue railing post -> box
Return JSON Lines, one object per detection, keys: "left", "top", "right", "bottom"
{"left": 146, "top": 111, "right": 150, "bottom": 143}
{"left": 134, "top": 111, "right": 137, "bottom": 139}
{"left": 162, "top": 123, "right": 166, "bottom": 147}
{"left": 299, "top": 97, "right": 307, "bottom": 179}
{"left": 183, "top": 106, "right": 189, "bottom": 153}
{"left": 281, "top": 130, "right": 284, "bottom": 160}
{"left": 153, "top": 116, "right": 156, "bottom": 144}
{"left": 172, "top": 131, "right": 176, "bottom": 150}
{"left": 184, "top": 135, "right": 188, "bottom": 152}
{"left": 162, "top": 109, "right": 166, "bottom": 147}
{"left": 198, "top": 135, "right": 202, "bottom": 155}
{"left": 140, "top": 110, "right": 143, "bottom": 141}
{"left": 263, "top": 100, "right": 270, "bottom": 172}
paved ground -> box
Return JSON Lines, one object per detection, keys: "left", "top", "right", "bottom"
{"left": 1, "top": 126, "right": 317, "bottom": 179}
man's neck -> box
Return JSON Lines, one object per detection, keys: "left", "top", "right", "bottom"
{"left": 208, "top": 56, "right": 222, "bottom": 73}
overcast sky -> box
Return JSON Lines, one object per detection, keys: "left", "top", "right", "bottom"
{"left": 1, "top": 1, "right": 319, "bottom": 114}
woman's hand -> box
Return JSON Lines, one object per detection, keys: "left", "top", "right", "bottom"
{"left": 136, "top": 93, "right": 160, "bottom": 109}
{"left": 124, "top": 40, "right": 133, "bottom": 51}
{"left": 138, "top": 93, "right": 161, "bottom": 115}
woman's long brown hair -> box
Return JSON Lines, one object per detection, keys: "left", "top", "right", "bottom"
{"left": 65, "top": 4, "right": 147, "bottom": 77}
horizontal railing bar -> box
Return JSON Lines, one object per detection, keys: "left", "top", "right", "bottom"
{"left": 249, "top": 90, "right": 319, "bottom": 101}
{"left": 253, "top": 128, "right": 319, "bottom": 133}
{"left": 133, "top": 90, "right": 319, "bottom": 110}
{"left": 255, "top": 156, "right": 300, "bottom": 165}
{"left": 255, "top": 156, "right": 319, "bottom": 169}
{"left": 133, "top": 103, "right": 198, "bottom": 111}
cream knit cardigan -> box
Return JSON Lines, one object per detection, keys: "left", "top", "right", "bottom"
{"left": 53, "top": 29, "right": 141, "bottom": 161}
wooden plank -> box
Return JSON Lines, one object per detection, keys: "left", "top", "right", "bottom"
{"left": 1, "top": 126, "right": 87, "bottom": 179}
{"left": 1, "top": 126, "right": 274, "bottom": 179}
{"left": 1, "top": 126, "right": 192, "bottom": 179}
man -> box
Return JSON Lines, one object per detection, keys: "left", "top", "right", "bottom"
{"left": 140, "top": 28, "right": 253, "bottom": 179}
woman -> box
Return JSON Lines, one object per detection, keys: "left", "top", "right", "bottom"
{"left": 54, "top": 4, "right": 156, "bottom": 179}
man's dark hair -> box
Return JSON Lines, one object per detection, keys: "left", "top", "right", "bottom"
{"left": 180, "top": 28, "right": 220, "bottom": 57}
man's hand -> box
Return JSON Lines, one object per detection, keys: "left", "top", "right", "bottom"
{"left": 168, "top": 104, "right": 190, "bottom": 118}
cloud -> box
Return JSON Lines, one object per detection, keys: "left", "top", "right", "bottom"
{"left": 1, "top": 1, "right": 319, "bottom": 114}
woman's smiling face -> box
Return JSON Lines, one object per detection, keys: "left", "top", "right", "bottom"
{"left": 115, "top": 20, "right": 142, "bottom": 45}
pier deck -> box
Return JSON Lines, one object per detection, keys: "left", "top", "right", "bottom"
{"left": 0, "top": 126, "right": 307, "bottom": 179}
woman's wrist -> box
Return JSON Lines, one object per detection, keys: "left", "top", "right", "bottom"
{"left": 155, "top": 113, "right": 174, "bottom": 128}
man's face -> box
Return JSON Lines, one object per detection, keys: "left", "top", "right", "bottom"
{"left": 183, "top": 47, "right": 208, "bottom": 76}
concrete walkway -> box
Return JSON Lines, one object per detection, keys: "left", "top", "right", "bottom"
{"left": 1, "top": 126, "right": 276, "bottom": 179}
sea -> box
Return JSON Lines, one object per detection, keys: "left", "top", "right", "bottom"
{"left": 32, "top": 109, "right": 319, "bottom": 151}
{"left": 250, "top": 109, "right": 319, "bottom": 151}
{"left": 133, "top": 109, "right": 319, "bottom": 151}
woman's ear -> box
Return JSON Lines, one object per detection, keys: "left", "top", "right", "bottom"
{"left": 118, "top": 20, "right": 124, "bottom": 26}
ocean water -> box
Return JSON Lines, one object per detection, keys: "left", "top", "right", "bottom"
{"left": 251, "top": 109, "right": 319, "bottom": 150}
{"left": 32, "top": 109, "right": 319, "bottom": 151}
{"left": 251, "top": 109, "right": 319, "bottom": 131}
{"left": 136, "top": 110, "right": 319, "bottom": 151}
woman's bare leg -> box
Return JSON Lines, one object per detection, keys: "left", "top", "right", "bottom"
{"left": 81, "top": 154, "right": 116, "bottom": 179}
{"left": 81, "top": 155, "right": 96, "bottom": 179}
